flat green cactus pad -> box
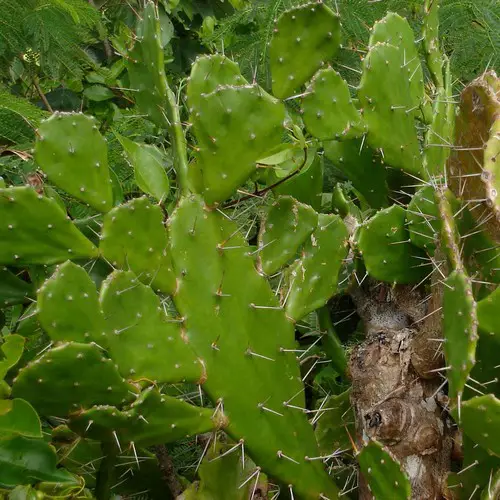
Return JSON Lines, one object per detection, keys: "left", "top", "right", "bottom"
{"left": 12, "top": 342, "right": 136, "bottom": 417}
{"left": 100, "top": 270, "right": 204, "bottom": 383}
{"left": 477, "top": 286, "right": 500, "bottom": 335}
{"left": 0, "top": 334, "right": 25, "bottom": 380}
{"left": 187, "top": 54, "right": 246, "bottom": 112}
{"left": 183, "top": 442, "right": 259, "bottom": 500}
{"left": 0, "top": 268, "right": 32, "bottom": 308}
{"left": 127, "top": 2, "right": 168, "bottom": 127}
{"left": 314, "top": 389, "right": 354, "bottom": 454}
{"left": 369, "top": 12, "right": 424, "bottom": 113}
{"left": 358, "top": 43, "right": 422, "bottom": 175}
{"left": 35, "top": 113, "right": 113, "bottom": 212}
{"left": 423, "top": 62, "right": 455, "bottom": 179}
{"left": 443, "top": 270, "right": 478, "bottom": 400}
{"left": 168, "top": 195, "right": 338, "bottom": 499}
{"left": 37, "top": 261, "right": 107, "bottom": 344}
{"left": 191, "top": 84, "right": 285, "bottom": 204}
{"left": 357, "top": 440, "right": 411, "bottom": 500}
{"left": 115, "top": 133, "right": 170, "bottom": 202}
{"left": 258, "top": 195, "right": 318, "bottom": 275}
{"left": 483, "top": 118, "right": 500, "bottom": 218}
{"left": 100, "top": 197, "right": 175, "bottom": 295}
{"left": 406, "top": 186, "right": 439, "bottom": 254}
{"left": 458, "top": 394, "right": 500, "bottom": 456}
{"left": 302, "top": 67, "right": 364, "bottom": 140}
{"left": 0, "top": 187, "right": 98, "bottom": 266}
{"left": 272, "top": 149, "right": 324, "bottom": 211}
{"left": 357, "top": 205, "right": 428, "bottom": 284}
{"left": 423, "top": 0, "right": 444, "bottom": 87}
{"left": 286, "top": 214, "right": 349, "bottom": 321}
{"left": 269, "top": 2, "right": 340, "bottom": 99}
{"left": 0, "top": 436, "right": 77, "bottom": 488}
{"left": 69, "top": 388, "right": 214, "bottom": 448}
{"left": 0, "top": 399, "right": 42, "bottom": 439}
{"left": 324, "top": 139, "right": 388, "bottom": 209}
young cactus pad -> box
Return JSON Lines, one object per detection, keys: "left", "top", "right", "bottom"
{"left": 35, "top": 113, "right": 113, "bottom": 212}
{"left": 270, "top": 2, "right": 340, "bottom": 99}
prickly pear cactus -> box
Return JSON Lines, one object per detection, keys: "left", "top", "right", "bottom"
{"left": 1, "top": 1, "right": 499, "bottom": 499}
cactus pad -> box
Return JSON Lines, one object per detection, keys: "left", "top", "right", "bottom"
{"left": 37, "top": 261, "right": 106, "bottom": 344}
{"left": 357, "top": 205, "right": 427, "bottom": 284}
{"left": 69, "top": 388, "right": 214, "bottom": 447}
{"left": 0, "top": 268, "right": 32, "bottom": 308}
{"left": 100, "top": 197, "right": 175, "bottom": 295}
{"left": 324, "top": 139, "right": 388, "bottom": 208}
{"left": 168, "top": 195, "right": 338, "bottom": 498}
{"left": 191, "top": 84, "right": 285, "bottom": 204}
{"left": 477, "top": 286, "right": 500, "bottom": 335}
{"left": 357, "top": 440, "right": 411, "bottom": 500}
{"left": 0, "top": 187, "right": 98, "bottom": 265}
{"left": 269, "top": 2, "right": 340, "bottom": 99}
{"left": 258, "top": 195, "right": 318, "bottom": 275}
{"left": 100, "top": 270, "right": 204, "bottom": 383}
{"left": 483, "top": 118, "right": 500, "bottom": 218}
{"left": 12, "top": 342, "right": 136, "bottom": 417}
{"left": 369, "top": 12, "right": 424, "bottom": 112}
{"left": 443, "top": 270, "right": 478, "bottom": 400}
{"left": 302, "top": 67, "right": 364, "bottom": 140}
{"left": 35, "top": 113, "right": 113, "bottom": 212}
{"left": 406, "top": 186, "right": 439, "bottom": 254}
{"left": 285, "top": 214, "right": 349, "bottom": 321}
{"left": 459, "top": 394, "right": 500, "bottom": 456}
{"left": 423, "top": 0, "right": 444, "bottom": 87}
{"left": 127, "top": 2, "right": 168, "bottom": 127}
{"left": 187, "top": 54, "right": 246, "bottom": 112}
{"left": 358, "top": 43, "right": 422, "bottom": 175}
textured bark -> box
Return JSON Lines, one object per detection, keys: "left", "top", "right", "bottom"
{"left": 349, "top": 282, "right": 453, "bottom": 499}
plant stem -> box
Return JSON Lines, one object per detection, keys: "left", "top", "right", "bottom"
{"left": 165, "top": 87, "right": 190, "bottom": 196}
{"left": 95, "top": 440, "right": 118, "bottom": 500}
{"left": 33, "top": 76, "right": 53, "bottom": 113}
{"left": 317, "top": 306, "right": 347, "bottom": 376}
{"left": 153, "top": 444, "right": 184, "bottom": 497}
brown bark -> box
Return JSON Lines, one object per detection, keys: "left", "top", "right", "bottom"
{"left": 348, "top": 281, "right": 453, "bottom": 499}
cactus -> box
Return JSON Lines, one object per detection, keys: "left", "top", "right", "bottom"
{"left": 0, "top": 1, "right": 499, "bottom": 498}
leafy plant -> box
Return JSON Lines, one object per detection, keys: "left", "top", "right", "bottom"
{"left": 0, "top": 1, "right": 499, "bottom": 499}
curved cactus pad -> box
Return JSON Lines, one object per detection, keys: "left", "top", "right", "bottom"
{"left": 37, "top": 261, "right": 106, "bottom": 344}
{"left": 302, "top": 67, "right": 364, "bottom": 140}
{"left": 0, "top": 335, "right": 24, "bottom": 380}
{"left": 168, "top": 195, "right": 338, "bottom": 499}
{"left": 0, "top": 187, "right": 97, "bottom": 266}
{"left": 258, "top": 195, "right": 318, "bottom": 275}
{"left": 458, "top": 394, "right": 500, "bottom": 456}
{"left": 443, "top": 270, "right": 478, "bottom": 400}
{"left": 192, "top": 84, "right": 285, "bottom": 204}
{"left": 35, "top": 113, "right": 113, "bottom": 212}
{"left": 406, "top": 186, "right": 439, "bottom": 254}
{"left": 100, "top": 270, "right": 204, "bottom": 384}
{"left": 69, "top": 388, "right": 214, "bottom": 447}
{"left": 269, "top": 2, "right": 340, "bottom": 99}
{"left": 12, "top": 342, "right": 136, "bottom": 417}
{"left": 100, "top": 197, "right": 175, "bottom": 295}
{"left": 357, "top": 440, "right": 411, "bottom": 500}
{"left": 187, "top": 54, "right": 246, "bottom": 112}
{"left": 423, "top": 0, "right": 444, "bottom": 87}
{"left": 286, "top": 213, "right": 349, "bottom": 321}
{"left": 357, "top": 205, "right": 427, "bottom": 284}
{"left": 358, "top": 43, "right": 422, "bottom": 175}
{"left": 369, "top": 12, "right": 424, "bottom": 112}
